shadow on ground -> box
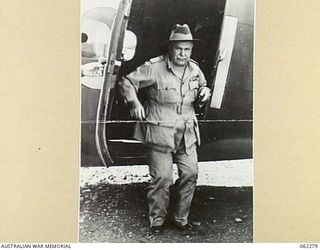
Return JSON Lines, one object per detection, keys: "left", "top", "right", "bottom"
{"left": 79, "top": 182, "right": 253, "bottom": 243}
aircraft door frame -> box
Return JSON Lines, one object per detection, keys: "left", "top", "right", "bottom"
{"left": 95, "top": 0, "right": 133, "bottom": 167}
{"left": 210, "top": 16, "right": 238, "bottom": 110}
{"left": 203, "top": 8, "right": 238, "bottom": 119}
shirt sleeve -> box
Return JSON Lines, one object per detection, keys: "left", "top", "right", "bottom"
{"left": 118, "top": 62, "right": 155, "bottom": 103}
{"left": 198, "top": 67, "right": 207, "bottom": 88}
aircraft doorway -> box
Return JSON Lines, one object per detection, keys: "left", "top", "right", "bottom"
{"left": 105, "top": 0, "right": 227, "bottom": 166}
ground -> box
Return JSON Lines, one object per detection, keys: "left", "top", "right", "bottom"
{"left": 79, "top": 182, "right": 253, "bottom": 243}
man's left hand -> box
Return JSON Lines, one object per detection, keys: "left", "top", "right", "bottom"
{"left": 198, "top": 87, "right": 211, "bottom": 104}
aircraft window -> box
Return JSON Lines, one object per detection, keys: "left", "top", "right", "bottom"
{"left": 121, "top": 30, "right": 137, "bottom": 61}
{"left": 81, "top": 19, "right": 111, "bottom": 64}
{"left": 81, "top": 19, "right": 111, "bottom": 89}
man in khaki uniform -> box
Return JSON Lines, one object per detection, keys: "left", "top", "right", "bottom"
{"left": 118, "top": 24, "right": 211, "bottom": 233}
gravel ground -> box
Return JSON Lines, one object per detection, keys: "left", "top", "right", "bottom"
{"left": 80, "top": 159, "right": 253, "bottom": 187}
{"left": 79, "top": 169, "right": 253, "bottom": 242}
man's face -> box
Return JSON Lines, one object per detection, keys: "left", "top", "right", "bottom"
{"left": 169, "top": 41, "right": 193, "bottom": 67}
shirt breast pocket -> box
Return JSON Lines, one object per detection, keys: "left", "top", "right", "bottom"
{"left": 157, "top": 81, "right": 180, "bottom": 103}
{"left": 187, "top": 78, "right": 200, "bottom": 102}
{"left": 189, "top": 80, "right": 199, "bottom": 90}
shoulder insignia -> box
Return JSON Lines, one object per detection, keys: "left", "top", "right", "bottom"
{"left": 189, "top": 58, "right": 199, "bottom": 66}
{"left": 149, "top": 55, "right": 164, "bottom": 64}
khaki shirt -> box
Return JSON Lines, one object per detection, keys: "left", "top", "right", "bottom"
{"left": 119, "top": 55, "right": 208, "bottom": 153}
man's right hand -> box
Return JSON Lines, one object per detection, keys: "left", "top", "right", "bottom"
{"left": 127, "top": 100, "right": 145, "bottom": 120}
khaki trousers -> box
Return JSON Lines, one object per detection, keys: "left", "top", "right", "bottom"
{"left": 147, "top": 143, "right": 198, "bottom": 227}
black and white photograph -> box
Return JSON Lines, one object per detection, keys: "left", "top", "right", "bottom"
{"left": 80, "top": 0, "right": 254, "bottom": 243}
